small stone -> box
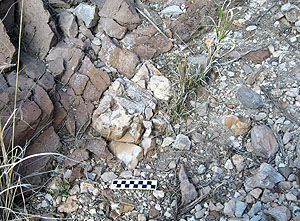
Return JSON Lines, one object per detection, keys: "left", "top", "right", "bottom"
{"left": 138, "top": 214, "right": 146, "bottom": 221}
{"left": 244, "top": 163, "right": 285, "bottom": 191}
{"left": 197, "top": 164, "right": 206, "bottom": 174}
{"left": 153, "top": 190, "right": 165, "bottom": 199}
{"left": 286, "top": 193, "right": 297, "bottom": 201}
{"left": 41, "top": 200, "right": 50, "bottom": 208}
{"left": 161, "top": 137, "right": 174, "bottom": 147}
{"left": 173, "top": 134, "right": 191, "bottom": 150}
{"left": 248, "top": 202, "right": 262, "bottom": 217}
{"left": 149, "top": 208, "right": 160, "bottom": 218}
{"left": 265, "top": 206, "right": 291, "bottom": 221}
{"left": 120, "top": 171, "right": 132, "bottom": 178}
{"left": 278, "top": 166, "right": 293, "bottom": 179}
{"left": 58, "top": 195, "right": 78, "bottom": 213}
{"left": 251, "top": 125, "right": 278, "bottom": 159}
{"left": 283, "top": 131, "right": 292, "bottom": 144}
{"left": 87, "top": 172, "right": 96, "bottom": 181}
{"left": 164, "top": 211, "right": 172, "bottom": 218}
{"left": 224, "top": 198, "right": 236, "bottom": 217}
{"left": 149, "top": 75, "right": 171, "bottom": 101}
{"left": 101, "top": 172, "right": 117, "bottom": 182}
{"left": 179, "top": 164, "right": 198, "bottom": 206}
{"left": 278, "top": 181, "right": 292, "bottom": 190}
{"left": 249, "top": 188, "right": 262, "bottom": 199}
{"left": 225, "top": 159, "right": 234, "bottom": 170}
{"left": 222, "top": 115, "right": 251, "bottom": 136}
{"left": 169, "top": 161, "right": 177, "bottom": 169}
{"left": 281, "top": 3, "right": 292, "bottom": 12}
{"left": 195, "top": 209, "right": 206, "bottom": 219}
{"left": 237, "top": 88, "right": 264, "bottom": 109}
{"left": 90, "top": 208, "right": 97, "bottom": 215}
{"left": 59, "top": 11, "right": 78, "bottom": 38}
{"left": 235, "top": 200, "right": 247, "bottom": 217}
{"left": 246, "top": 25, "right": 257, "bottom": 31}
{"left": 232, "top": 154, "right": 244, "bottom": 172}
{"left": 75, "top": 3, "right": 98, "bottom": 28}
{"left": 261, "top": 189, "right": 276, "bottom": 203}
{"left": 161, "top": 5, "right": 183, "bottom": 16}
{"left": 120, "top": 199, "right": 135, "bottom": 213}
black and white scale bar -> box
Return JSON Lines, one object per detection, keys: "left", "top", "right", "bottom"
{"left": 111, "top": 179, "right": 157, "bottom": 190}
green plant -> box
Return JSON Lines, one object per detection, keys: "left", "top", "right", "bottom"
{"left": 170, "top": 0, "right": 233, "bottom": 119}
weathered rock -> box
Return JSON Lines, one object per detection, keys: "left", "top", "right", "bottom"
{"left": 149, "top": 75, "right": 171, "bottom": 101}
{"left": 173, "top": 134, "right": 191, "bottom": 150}
{"left": 99, "top": 0, "right": 141, "bottom": 30}
{"left": 237, "top": 88, "right": 264, "bottom": 109}
{"left": 75, "top": 3, "right": 98, "bottom": 28}
{"left": 261, "top": 189, "right": 276, "bottom": 203}
{"left": 0, "top": 21, "right": 15, "bottom": 67}
{"left": 46, "top": 43, "right": 84, "bottom": 84}
{"left": 33, "top": 85, "right": 54, "bottom": 122}
{"left": 0, "top": 0, "right": 15, "bottom": 32}
{"left": 232, "top": 154, "right": 244, "bottom": 172}
{"left": 109, "top": 141, "right": 143, "bottom": 169}
{"left": 244, "top": 163, "right": 285, "bottom": 191}
{"left": 190, "top": 101, "right": 209, "bottom": 116}
{"left": 248, "top": 201, "right": 262, "bottom": 217}
{"left": 251, "top": 125, "right": 278, "bottom": 158}
{"left": 100, "top": 17, "right": 127, "bottom": 39}
{"left": 58, "top": 195, "right": 78, "bottom": 213}
{"left": 59, "top": 11, "right": 78, "bottom": 38}
{"left": 47, "top": 57, "right": 65, "bottom": 77}
{"left": 69, "top": 72, "right": 89, "bottom": 95}
{"left": 99, "top": 35, "right": 139, "bottom": 79}
{"left": 64, "top": 148, "right": 89, "bottom": 168}
{"left": 265, "top": 206, "right": 291, "bottom": 221}
{"left": 179, "top": 164, "right": 198, "bottom": 206}
{"left": 21, "top": 0, "right": 57, "bottom": 59}
{"left": 20, "top": 127, "right": 60, "bottom": 185}
{"left": 222, "top": 115, "right": 251, "bottom": 136}
{"left": 48, "top": 0, "right": 71, "bottom": 8}
{"left": 235, "top": 200, "right": 247, "bottom": 217}
{"left": 122, "top": 25, "right": 173, "bottom": 59}
{"left": 161, "top": 5, "right": 183, "bottom": 16}
{"left": 38, "top": 72, "right": 55, "bottom": 92}
{"left": 244, "top": 48, "right": 271, "bottom": 64}
{"left": 224, "top": 198, "right": 236, "bottom": 217}
{"left": 84, "top": 137, "right": 113, "bottom": 160}
{"left": 101, "top": 172, "right": 117, "bottom": 182}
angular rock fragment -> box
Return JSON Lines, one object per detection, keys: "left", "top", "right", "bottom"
{"left": 99, "top": 35, "right": 139, "bottom": 79}
{"left": 59, "top": 11, "right": 78, "bottom": 38}
{"left": 64, "top": 148, "right": 89, "bottom": 168}
{"left": 265, "top": 206, "right": 291, "bottom": 221}
{"left": 109, "top": 141, "right": 143, "bottom": 169}
{"left": 237, "top": 88, "right": 264, "bottom": 109}
{"left": 100, "top": 17, "right": 127, "bottom": 39}
{"left": 58, "top": 195, "right": 78, "bottom": 213}
{"left": 222, "top": 115, "right": 251, "bottom": 136}
{"left": 99, "top": 0, "right": 140, "bottom": 30}
{"left": 251, "top": 125, "right": 278, "bottom": 158}
{"left": 173, "top": 134, "right": 191, "bottom": 150}
{"left": 244, "top": 163, "right": 285, "bottom": 191}
{"left": 149, "top": 75, "right": 171, "bottom": 101}
{"left": 21, "top": 0, "right": 57, "bottom": 59}
{"left": 0, "top": 21, "right": 15, "bottom": 68}
{"left": 84, "top": 137, "right": 113, "bottom": 160}
{"left": 75, "top": 3, "right": 98, "bottom": 28}
{"left": 179, "top": 164, "right": 198, "bottom": 206}
{"left": 122, "top": 25, "right": 173, "bottom": 59}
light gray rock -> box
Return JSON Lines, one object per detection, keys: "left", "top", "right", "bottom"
{"left": 237, "top": 88, "right": 264, "bottom": 109}
{"left": 224, "top": 198, "right": 236, "bottom": 217}
{"left": 179, "top": 164, "right": 198, "bottom": 206}
{"left": 265, "top": 206, "right": 291, "bottom": 221}
{"left": 190, "top": 101, "right": 209, "bottom": 116}
{"left": 59, "top": 11, "right": 78, "bottom": 38}
{"left": 248, "top": 202, "right": 262, "bottom": 217}
{"left": 251, "top": 125, "right": 278, "bottom": 159}
{"left": 101, "top": 172, "right": 117, "bottom": 182}
{"left": 75, "top": 3, "right": 98, "bottom": 28}
{"left": 296, "top": 20, "right": 300, "bottom": 32}
{"left": 161, "top": 5, "right": 183, "bottom": 16}
{"left": 244, "top": 163, "right": 285, "bottom": 191}
{"left": 149, "top": 75, "right": 171, "bottom": 101}
{"left": 173, "top": 134, "right": 191, "bottom": 150}
{"left": 235, "top": 200, "right": 248, "bottom": 217}
{"left": 283, "top": 131, "right": 292, "bottom": 144}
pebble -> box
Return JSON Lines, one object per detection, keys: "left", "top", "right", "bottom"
{"left": 160, "top": 5, "right": 183, "bottom": 16}
{"left": 246, "top": 25, "right": 257, "bottom": 31}
{"left": 101, "top": 172, "right": 117, "bottom": 182}
{"left": 237, "top": 88, "right": 264, "bottom": 109}
{"left": 87, "top": 172, "right": 96, "bottom": 181}
{"left": 197, "top": 164, "right": 206, "bottom": 174}
{"left": 153, "top": 190, "right": 165, "bottom": 199}
{"left": 254, "top": 112, "right": 267, "bottom": 121}
{"left": 266, "top": 206, "right": 291, "bottom": 221}
{"left": 286, "top": 193, "right": 297, "bottom": 201}
{"left": 41, "top": 200, "right": 50, "bottom": 208}
{"left": 224, "top": 199, "right": 236, "bottom": 217}
{"left": 235, "top": 200, "right": 248, "bottom": 217}
{"left": 232, "top": 154, "right": 244, "bottom": 172}
{"left": 225, "top": 159, "right": 234, "bottom": 170}
{"left": 249, "top": 188, "right": 262, "bottom": 199}
{"left": 173, "top": 134, "right": 191, "bottom": 150}
{"left": 248, "top": 202, "right": 262, "bottom": 217}
{"left": 169, "top": 160, "right": 177, "bottom": 169}
{"left": 195, "top": 209, "right": 206, "bottom": 219}
{"left": 161, "top": 137, "right": 174, "bottom": 147}
{"left": 283, "top": 131, "right": 292, "bottom": 144}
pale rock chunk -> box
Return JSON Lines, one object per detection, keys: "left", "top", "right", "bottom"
{"left": 173, "top": 134, "right": 191, "bottom": 150}
{"left": 222, "top": 115, "right": 251, "bottom": 136}
{"left": 58, "top": 196, "right": 78, "bottom": 213}
{"left": 265, "top": 206, "right": 291, "bottom": 221}
{"left": 149, "top": 75, "right": 171, "bottom": 101}
{"left": 75, "top": 3, "right": 98, "bottom": 28}
{"left": 109, "top": 141, "right": 143, "bottom": 169}
{"left": 179, "top": 165, "right": 198, "bottom": 206}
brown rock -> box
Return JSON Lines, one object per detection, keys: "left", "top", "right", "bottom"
{"left": 222, "top": 115, "right": 251, "bottom": 136}
{"left": 59, "top": 11, "right": 78, "bottom": 38}
{"left": 47, "top": 57, "right": 65, "bottom": 77}
{"left": 64, "top": 148, "right": 89, "bottom": 168}
{"left": 100, "top": 0, "right": 140, "bottom": 29}
{"left": 109, "top": 141, "right": 143, "bottom": 169}
{"left": 20, "top": 127, "right": 60, "bottom": 185}
{"left": 251, "top": 125, "right": 278, "bottom": 158}
{"left": 21, "top": 55, "right": 46, "bottom": 80}
{"left": 21, "top": 0, "right": 57, "bottom": 59}
{"left": 122, "top": 25, "right": 173, "bottom": 59}
{"left": 84, "top": 137, "right": 113, "bottom": 160}
{"left": 46, "top": 43, "right": 84, "bottom": 84}
{"left": 99, "top": 35, "right": 139, "bottom": 79}
{"left": 170, "top": 0, "right": 218, "bottom": 41}
{"left": 38, "top": 72, "right": 55, "bottom": 92}
{"left": 58, "top": 195, "right": 78, "bottom": 213}
{"left": 0, "top": 0, "right": 15, "bottom": 32}
{"left": 33, "top": 85, "right": 54, "bottom": 122}
{"left": 179, "top": 164, "right": 198, "bottom": 206}
{"left": 69, "top": 72, "right": 89, "bottom": 95}
{"left": 265, "top": 206, "right": 291, "bottom": 221}
{"left": 83, "top": 81, "right": 102, "bottom": 102}
{"left": 75, "top": 97, "right": 92, "bottom": 132}
{"left": 65, "top": 111, "right": 76, "bottom": 136}
{"left": 244, "top": 48, "right": 271, "bottom": 64}
{"left": 79, "top": 56, "right": 110, "bottom": 96}
{"left": 69, "top": 166, "right": 83, "bottom": 182}
{"left": 7, "top": 72, "right": 34, "bottom": 91}
{"left": 0, "top": 21, "right": 15, "bottom": 67}
{"left": 53, "top": 101, "right": 67, "bottom": 130}
{"left": 100, "top": 17, "right": 127, "bottom": 39}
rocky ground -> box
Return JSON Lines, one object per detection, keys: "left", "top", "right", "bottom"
{"left": 0, "top": 0, "right": 300, "bottom": 220}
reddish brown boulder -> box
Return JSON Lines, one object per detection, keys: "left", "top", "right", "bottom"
{"left": 69, "top": 72, "right": 89, "bottom": 95}
{"left": 38, "top": 72, "right": 55, "bottom": 92}
{"left": 84, "top": 136, "right": 113, "bottom": 160}
{"left": 100, "top": 17, "right": 127, "bottom": 39}
{"left": 33, "top": 85, "right": 54, "bottom": 122}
